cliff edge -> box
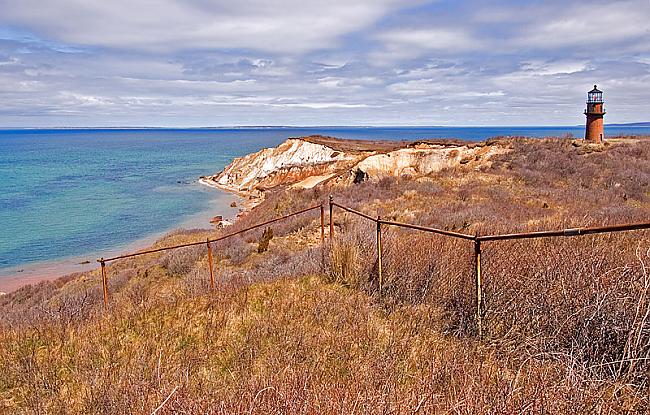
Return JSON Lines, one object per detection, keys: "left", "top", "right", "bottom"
{"left": 201, "top": 135, "right": 508, "bottom": 201}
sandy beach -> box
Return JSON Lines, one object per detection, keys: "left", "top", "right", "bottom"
{"left": 0, "top": 188, "right": 243, "bottom": 294}
{"left": 0, "top": 234, "right": 157, "bottom": 293}
{"left": 198, "top": 177, "right": 262, "bottom": 212}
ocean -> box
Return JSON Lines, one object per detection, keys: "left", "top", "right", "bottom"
{"left": 1, "top": 125, "right": 649, "bottom": 284}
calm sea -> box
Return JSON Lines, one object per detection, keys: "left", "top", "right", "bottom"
{"left": 1, "top": 126, "right": 649, "bottom": 280}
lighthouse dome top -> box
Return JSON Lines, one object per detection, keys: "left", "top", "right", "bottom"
{"left": 587, "top": 85, "right": 603, "bottom": 103}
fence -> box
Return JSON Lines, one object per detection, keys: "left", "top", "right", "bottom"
{"left": 97, "top": 203, "right": 325, "bottom": 308}
{"left": 328, "top": 196, "right": 650, "bottom": 339}
{"left": 96, "top": 195, "right": 650, "bottom": 343}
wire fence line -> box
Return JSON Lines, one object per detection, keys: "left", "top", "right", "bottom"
{"left": 328, "top": 196, "right": 650, "bottom": 339}
{"left": 96, "top": 196, "right": 650, "bottom": 343}
{"left": 97, "top": 203, "right": 325, "bottom": 308}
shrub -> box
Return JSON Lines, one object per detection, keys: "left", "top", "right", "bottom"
{"left": 159, "top": 245, "right": 205, "bottom": 276}
{"left": 257, "top": 227, "right": 274, "bottom": 253}
{"left": 328, "top": 220, "right": 375, "bottom": 289}
{"left": 213, "top": 236, "right": 255, "bottom": 266}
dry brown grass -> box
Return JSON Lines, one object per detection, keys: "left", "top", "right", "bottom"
{"left": 300, "top": 134, "right": 470, "bottom": 153}
{"left": 1, "top": 136, "right": 649, "bottom": 413}
{"left": 2, "top": 276, "right": 646, "bottom": 414}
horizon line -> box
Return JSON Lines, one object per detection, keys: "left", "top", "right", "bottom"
{"left": 1, "top": 122, "right": 649, "bottom": 130}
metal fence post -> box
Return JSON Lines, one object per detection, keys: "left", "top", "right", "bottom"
{"left": 329, "top": 195, "right": 334, "bottom": 239}
{"left": 474, "top": 238, "right": 483, "bottom": 338}
{"left": 320, "top": 203, "right": 325, "bottom": 243}
{"left": 377, "top": 216, "right": 383, "bottom": 298}
{"left": 207, "top": 238, "right": 215, "bottom": 291}
{"left": 100, "top": 259, "right": 108, "bottom": 309}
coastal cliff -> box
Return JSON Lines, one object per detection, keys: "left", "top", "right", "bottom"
{"left": 201, "top": 135, "right": 508, "bottom": 200}
{"left": 201, "top": 137, "right": 360, "bottom": 195}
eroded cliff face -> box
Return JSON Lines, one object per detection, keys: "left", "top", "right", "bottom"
{"left": 354, "top": 143, "right": 507, "bottom": 179}
{"left": 201, "top": 136, "right": 507, "bottom": 199}
{"left": 202, "top": 138, "right": 360, "bottom": 194}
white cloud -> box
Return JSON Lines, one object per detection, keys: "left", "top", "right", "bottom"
{"left": 317, "top": 76, "right": 381, "bottom": 89}
{"left": 270, "top": 102, "right": 374, "bottom": 109}
{"left": 0, "top": 56, "right": 18, "bottom": 66}
{"left": 371, "top": 28, "right": 480, "bottom": 63}
{"left": 388, "top": 78, "right": 446, "bottom": 96}
{"left": 0, "top": 0, "right": 422, "bottom": 53}
{"left": 517, "top": 1, "right": 650, "bottom": 51}
{"left": 378, "top": 28, "right": 479, "bottom": 52}
{"left": 1, "top": 0, "right": 649, "bottom": 127}
{"left": 520, "top": 60, "right": 589, "bottom": 76}
{"left": 372, "top": 0, "right": 649, "bottom": 60}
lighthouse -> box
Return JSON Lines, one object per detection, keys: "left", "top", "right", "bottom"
{"left": 584, "top": 85, "right": 605, "bottom": 143}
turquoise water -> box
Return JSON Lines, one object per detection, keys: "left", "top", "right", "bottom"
{"left": 1, "top": 126, "right": 649, "bottom": 278}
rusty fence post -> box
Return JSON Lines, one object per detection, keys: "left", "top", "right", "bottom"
{"left": 377, "top": 216, "right": 383, "bottom": 298}
{"left": 329, "top": 195, "right": 334, "bottom": 239}
{"left": 320, "top": 203, "right": 325, "bottom": 243}
{"left": 207, "top": 238, "right": 215, "bottom": 291}
{"left": 100, "top": 259, "right": 108, "bottom": 309}
{"left": 474, "top": 238, "right": 483, "bottom": 338}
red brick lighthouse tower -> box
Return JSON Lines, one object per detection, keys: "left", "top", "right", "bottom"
{"left": 584, "top": 85, "right": 605, "bottom": 143}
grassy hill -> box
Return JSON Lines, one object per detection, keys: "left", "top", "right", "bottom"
{"left": 1, "top": 136, "right": 649, "bottom": 413}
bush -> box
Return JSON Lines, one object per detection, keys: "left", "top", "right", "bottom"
{"left": 257, "top": 227, "right": 274, "bottom": 253}
{"left": 159, "top": 245, "right": 205, "bottom": 276}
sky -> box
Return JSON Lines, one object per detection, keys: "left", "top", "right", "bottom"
{"left": 0, "top": 0, "right": 648, "bottom": 127}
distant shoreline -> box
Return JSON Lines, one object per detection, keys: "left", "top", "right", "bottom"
{"left": 1, "top": 122, "right": 649, "bottom": 130}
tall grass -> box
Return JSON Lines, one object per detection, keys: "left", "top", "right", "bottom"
{"left": 1, "top": 137, "right": 649, "bottom": 413}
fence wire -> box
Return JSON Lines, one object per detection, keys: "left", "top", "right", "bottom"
{"left": 97, "top": 204, "right": 325, "bottom": 306}
{"left": 93, "top": 197, "right": 650, "bottom": 383}
{"left": 328, "top": 212, "right": 377, "bottom": 290}
{"left": 327, "top": 203, "right": 478, "bottom": 335}
{"left": 381, "top": 225, "right": 475, "bottom": 335}
{"left": 481, "top": 230, "right": 650, "bottom": 380}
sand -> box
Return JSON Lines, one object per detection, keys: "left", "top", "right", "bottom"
{"left": 0, "top": 186, "right": 243, "bottom": 294}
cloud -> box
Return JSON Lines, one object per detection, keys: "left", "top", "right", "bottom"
{"left": 0, "top": 0, "right": 421, "bottom": 53}
{"left": 0, "top": 0, "right": 649, "bottom": 127}
{"left": 269, "top": 102, "right": 374, "bottom": 109}
{"left": 516, "top": 1, "right": 650, "bottom": 52}
{"left": 371, "top": 0, "right": 650, "bottom": 60}
{"left": 377, "top": 28, "right": 479, "bottom": 53}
